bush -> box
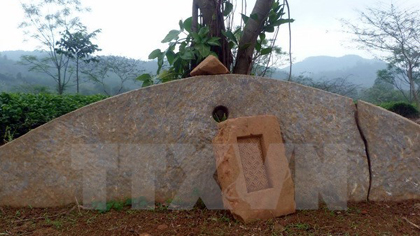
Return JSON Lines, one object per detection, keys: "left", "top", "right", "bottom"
{"left": 380, "top": 102, "right": 419, "bottom": 118}
{"left": 0, "top": 93, "right": 107, "bottom": 145}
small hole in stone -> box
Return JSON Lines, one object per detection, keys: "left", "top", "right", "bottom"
{"left": 212, "top": 106, "right": 229, "bottom": 123}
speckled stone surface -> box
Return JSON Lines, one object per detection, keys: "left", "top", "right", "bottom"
{"left": 0, "top": 75, "right": 369, "bottom": 207}
{"left": 357, "top": 101, "right": 420, "bottom": 201}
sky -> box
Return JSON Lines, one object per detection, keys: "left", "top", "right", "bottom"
{"left": 0, "top": 0, "right": 418, "bottom": 63}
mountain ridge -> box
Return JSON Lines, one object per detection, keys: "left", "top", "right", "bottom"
{"left": 1, "top": 51, "right": 387, "bottom": 92}
{"left": 275, "top": 54, "right": 387, "bottom": 87}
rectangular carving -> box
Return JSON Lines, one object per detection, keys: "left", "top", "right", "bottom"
{"left": 238, "top": 135, "right": 271, "bottom": 192}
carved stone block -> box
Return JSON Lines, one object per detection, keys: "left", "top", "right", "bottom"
{"left": 213, "top": 115, "right": 296, "bottom": 223}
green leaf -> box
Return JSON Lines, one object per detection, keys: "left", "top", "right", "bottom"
{"left": 207, "top": 37, "right": 221, "bottom": 46}
{"left": 183, "top": 17, "right": 193, "bottom": 33}
{"left": 142, "top": 80, "right": 153, "bottom": 87}
{"left": 228, "top": 41, "right": 235, "bottom": 49}
{"left": 198, "top": 26, "right": 209, "bottom": 37}
{"left": 161, "top": 30, "right": 180, "bottom": 43}
{"left": 241, "top": 14, "right": 249, "bottom": 24}
{"left": 259, "top": 33, "right": 266, "bottom": 41}
{"left": 136, "top": 73, "right": 152, "bottom": 81}
{"left": 271, "top": 18, "right": 294, "bottom": 26}
{"left": 223, "top": 2, "right": 233, "bottom": 16}
{"left": 157, "top": 55, "right": 164, "bottom": 74}
{"left": 273, "top": 2, "right": 281, "bottom": 12}
{"left": 179, "top": 20, "right": 184, "bottom": 31}
{"left": 264, "top": 25, "right": 275, "bottom": 33}
{"left": 255, "top": 41, "right": 262, "bottom": 52}
{"left": 148, "top": 49, "right": 162, "bottom": 59}
{"left": 269, "top": 11, "right": 277, "bottom": 23}
{"left": 180, "top": 50, "right": 195, "bottom": 60}
{"left": 191, "top": 32, "right": 201, "bottom": 42}
{"left": 195, "top": 44, "right": 211, "bottom": 58}
{"left": 179, "top": 42, "right": 187, "bottom": 51}
{"left": 276, "top": 10, "right": 285, "bottom": 20}
{"left": 168, "top": 42, "right": 176, "bottom": 51}
{"left": 209, "top": 51, "right": 218, "bottom": 57}
{"left": 260, "top": 48, "right": 272, "bottom": 55}
{"left": 250, "top": 13, "right": 259, "bottom": 21}
{"left": 166, "top": 50, "right": 176, "bottom": 65}
{"left": 222, "top": 30, "right": 237, "bottom": 45}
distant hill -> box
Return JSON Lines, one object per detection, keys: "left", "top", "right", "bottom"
{"left": 1, "top": 51, "right": 387, "bottom": 94}
{"left": 0, "top": 50, "right": 158, "bottom": 94}
{"left": 272, "top": 55, "right": 387, "bottom": 87}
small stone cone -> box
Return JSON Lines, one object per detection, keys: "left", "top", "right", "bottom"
{"left": 190, "top": 55, "right": 229, "bottom": 76}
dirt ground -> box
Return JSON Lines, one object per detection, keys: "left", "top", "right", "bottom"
{"left": 0, "top": 200, "right": 419, "bottom": 236}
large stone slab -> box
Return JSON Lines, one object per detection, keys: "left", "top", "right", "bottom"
{"left": 0, "top": 75, "right": 369, "bottom": 208}
{"left": 213, "top": 115, "right": 295, "bottom": 223}
{"left": 357, "top": 101, "right": 420, "bottom": 201}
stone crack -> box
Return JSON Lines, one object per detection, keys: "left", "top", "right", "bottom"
{"left": 355, "top": 103, "right": 372, "bottom": 201}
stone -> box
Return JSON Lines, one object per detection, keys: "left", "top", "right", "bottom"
{"left": 213, "top": 115, "right": 296, "bottom": 223}
{"left": 190, "top": 55, "right": 229, "bottom": 76}
{"left": 0, "top": 75, "right": 369, "bottom": 208}
{"left": 357, "top": 101, "right": 420, "bottom": 201}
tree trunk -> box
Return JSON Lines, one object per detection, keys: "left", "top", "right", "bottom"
{"left": 408, "top": 66, "right": 420, "bottom": 109}
{"left": 194, "top": 0, "right": 233, "bottom": 70}
{"left": 76, "top": 57, "right": 80, "bottom": 94}
{"left": 57, "top": 66, "right": 63, "bottom": 95}
{"left": 233, "top": 0, "right": 274, "bottom": 74}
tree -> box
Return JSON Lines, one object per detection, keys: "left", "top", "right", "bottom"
{"left": 343, "top": 3, "right": 420, "bottom": 108}
{"left": 292, "top": 75, "right": 361, "bottom": 99}
{"left": 139, "top": 0, "right": 293, "bottom": 85}
{"left": 83, "top": 56, "right": 144, "bottom": 96}
{"left": 360, "top": 77, "right": 406, "bottom": 104}
{"left": 55, "top": 28, "right": 101, "bottom": 93}
{"left": 251, "top": 42, "right": 288, "bottom": 77}
{"left": 376, "top": 65, "right": 412, "bottom": 102}
{"left": 18, "top": 0, "right": 89, "bottom": 94}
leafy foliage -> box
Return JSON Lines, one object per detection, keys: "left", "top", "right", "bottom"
{"left": 380, "top": 101, "right": 419, "bottom": 118}
{"left": 292, "top": 75, "right": 360, "bottom": 99}
{"left": 55, "top": 27, "right": 102, "bottom": 93}
{"left": 0, "top": 93, "right": 107, "bottom": 145}
{"left": 137, "top": 19, "right": 221, "bottom": 86}
{"left": 19, "top": 0, "right": 90, "bottom": 94}
{"left": 360, "top": 77, "right": 407, "bottom": 104}
{"left": 138, "top": 0, "right": 293, "bottom": 87}
{"left": 83, "top": 56, "right": 145, "bottom": 95}
{"left": 55, "top": 29, "right": 101, "bottom": 63}
{"left": 343, "top": 3, "right": 420, "bottom": 108}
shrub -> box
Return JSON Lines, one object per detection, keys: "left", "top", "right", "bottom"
{"left": 0, "top": 93, "right": 107, "bottom": 145}
{"left": 380, "top": 101, "right": 419, "bottom": 118}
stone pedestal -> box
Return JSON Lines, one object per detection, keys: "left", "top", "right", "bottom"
{"left": 213, "top": 115, "right": 296, "bottom": 223}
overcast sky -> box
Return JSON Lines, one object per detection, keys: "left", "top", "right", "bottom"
{"left": 0, "top": 0, "right": 418, "bottom": 63}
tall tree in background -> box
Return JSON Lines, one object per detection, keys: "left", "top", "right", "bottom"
{"left": 19, "top": 0, "right": 89, "bottom": 94}
{"left": 360, "top": 76, "right": 406, "bottom": 104}
{"left": 83, "top": 56, "right": 144, "bottom": 96}
{"left": 343, "top": 3, "right": 420, "bottom": 108}
{"left": 55, "top": 28, "right": 101, "bottom": 93}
